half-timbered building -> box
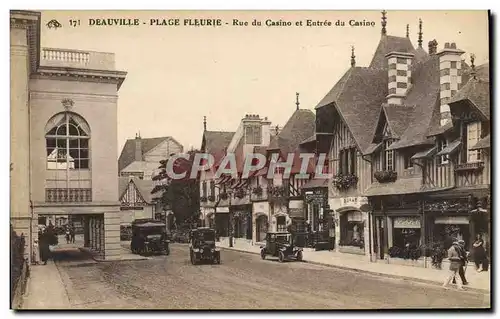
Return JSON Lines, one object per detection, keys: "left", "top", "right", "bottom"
{"left": 313, "top": 11, "right": 490, "bottom": 265}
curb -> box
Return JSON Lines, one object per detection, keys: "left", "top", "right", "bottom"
{"left": 79, "top": 248, "right": 149, "bottom": 262}
{"left": 219, "top": 247, "right": 490, "bottom": 294}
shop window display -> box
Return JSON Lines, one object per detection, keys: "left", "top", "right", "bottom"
{"left": 389, "top": 228, "right": 422, "bottom": 260}
{"left": 339, "top": 214, "right": 364, "bottom": 248}
{"left": 434, "top": 224, "right": 469, "bottom": 251}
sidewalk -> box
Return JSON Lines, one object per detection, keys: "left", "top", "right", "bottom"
{"left": 21, "top": 261, "right": 71, "bottom": 309}
{"left": 217, "top": 241, "right": 491, "bottom": 293}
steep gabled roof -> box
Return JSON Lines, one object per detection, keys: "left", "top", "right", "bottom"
{"left": 448, "top": 77, "right": 490, "bottom": 120}
{"left": 202, "top": 131, "right": 235, "bottom": 165}
{"left": 388, "top": 55, "right": 440, "bottom": 149}
{"left": 118, "top": 136, "right": 181, "bottom": 173}
{"left": 369, "top": 35, "right": 416, "bottom": 69}
{"left": 316, "top": 67, "right": 388, "bottom": 153}
{"left": 272, "top": 109, "right": 316, "bottom": 155}
{"left": 118, "top": 176, "right": 155, "bottom": 204}
{"left": 382, "top": 104, "right": 415, "bottom": 139}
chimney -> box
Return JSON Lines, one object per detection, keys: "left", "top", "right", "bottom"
{"left": 437, "top": 42, "right": 465, "bottom": 126}
{"left": 428, "top": 39, "right": 438, "bottom": 55}
{"left": 135, "top": 134, "right": 142, "bottom": 161}
{"left": 261, "top": 116, "right": 272, "bottom": 146}
{"left": 385, "top": 51, "right": 414, "bottom": 105}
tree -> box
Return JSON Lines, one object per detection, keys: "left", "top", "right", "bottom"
{"left": 151, "top": 150, "right": 200, "bottom": 228}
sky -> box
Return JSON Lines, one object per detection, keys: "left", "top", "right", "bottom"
{"left": 38, "top": 10, "right": 489, "bottom": 156}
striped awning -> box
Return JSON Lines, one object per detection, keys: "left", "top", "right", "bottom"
{"left": 215, "top": 174, "right": 233, "bottom": 185}
{"left": 436, "top": 139, "right": 461, "bottom": 156}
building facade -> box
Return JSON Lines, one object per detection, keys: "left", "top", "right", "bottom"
{"left": 10, "top": 10, "right": 127, "bottom": 260}
{"left": 313, "top": 11, "right": 490, "bottom": 266}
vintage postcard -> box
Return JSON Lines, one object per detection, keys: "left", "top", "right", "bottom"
{"left": 10, "top": 9, "right": 490, "bottom": 310}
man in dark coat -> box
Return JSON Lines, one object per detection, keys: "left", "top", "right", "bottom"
{"left": 452, "top": 239, "right": 468, "bottom": 285}
{"left": 39, "top": 230, "right": 51, "bottom": 265}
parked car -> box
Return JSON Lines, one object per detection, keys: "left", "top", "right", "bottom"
{"left": 189, "top": 227, "right": 220, "bottom": 265}
{"left": 130, "top": 220, "right": 170, "bottom": 256}
{"left": 260, "top": 232, "right": 303, "bottom": 262}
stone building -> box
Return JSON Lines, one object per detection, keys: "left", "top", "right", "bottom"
{"left": 10, "top": 10, "right": 127, "bottom": 260}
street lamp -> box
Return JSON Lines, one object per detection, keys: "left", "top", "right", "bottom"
{"left": 227, "top": 188, "right": 234, "bottom": 247}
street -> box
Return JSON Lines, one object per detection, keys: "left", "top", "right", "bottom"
{"left": 51, "top": 244, "right": 490, "bottom": 309}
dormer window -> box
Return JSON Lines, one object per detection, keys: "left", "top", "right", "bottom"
{"left": 383, "top": 139, "right": 395, "bottom": 171}
{"left": 466, "top": 121, "right": 482, "bottom": 162}
{"left": 437, "top": 138, "right": 449, "bottom": 165}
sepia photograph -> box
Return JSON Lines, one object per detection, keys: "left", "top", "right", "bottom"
{"left": 9, "top": 8, "right": 491, "bottom": 310}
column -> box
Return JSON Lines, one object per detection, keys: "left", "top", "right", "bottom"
{"left": 10, "top": 21, "right": 31, "bottom": 262}
{"left": 104, "top": 211, "right": 121, "bottom": 260}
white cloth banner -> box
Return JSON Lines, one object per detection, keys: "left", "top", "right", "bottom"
{"left": 434, "top": 216, "right": 469, "bottom": 225}
{"left": 393, "top": 216, "right": 421, "bottom": 228}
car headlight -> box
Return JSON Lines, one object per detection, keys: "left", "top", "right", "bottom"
{"left": 215, "top": 248, "right": 220, "bottom": 252}
{"left": 193, "top": 248, "right": 200, "bottom": 252}
{"left": 211, "top": 248, "right": 215, "bottom": 252}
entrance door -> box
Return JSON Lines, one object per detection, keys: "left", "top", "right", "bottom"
{"left": 256, "top": 215, "right": 268, "bottom": 242}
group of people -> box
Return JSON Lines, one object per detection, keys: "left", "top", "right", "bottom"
{"left": 443, "top": 234, "right": 488, "bottom": 290}
{"left": 65, "top": 225, "right": 76, "bottom": 244}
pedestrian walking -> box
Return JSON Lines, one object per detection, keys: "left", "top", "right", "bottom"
{"left": 443, "top": 240, "right": 465, "bottom": 290}
{"left": 39, "top": 230, "right": 51, "bottom": 265}
{"left": 70, "top": 226, "right": 76, "bottom": 243}
{"left": 472, "top": 233, "right": 486, "bottom": 272}
{"left": 32, "top": 239, "right": 40, "bottom": 265}
{"left": 65, "top": 227, "right": 70, "bottom": 244}
{"left": 452, "top": 239, "right": 468, "bottom": 285}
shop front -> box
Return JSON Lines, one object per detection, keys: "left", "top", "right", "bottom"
{"left": 232, "top": 205, "right": 253, "bottom": 241}
{"left": 330, "top": 196, "right": 370, "bottom": 257}
{"left": 214, "top": 206, "right": 229, "bottom": 238}
{"left": 252, "top": 201, "right": 270, "bottom": 243}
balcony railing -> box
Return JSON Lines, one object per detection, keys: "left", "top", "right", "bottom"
{"left": 46, "top": 188, "right": 92, "bottom": 203}
{"left": 40, "top": 48, "right": 116, "bottom": 71}
{"left": 455, "top": 161, "right": 485, "bottom": 172}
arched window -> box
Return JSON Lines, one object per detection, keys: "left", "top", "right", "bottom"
{"left": 45, "top": 112, "right": 90, "bottom": 170}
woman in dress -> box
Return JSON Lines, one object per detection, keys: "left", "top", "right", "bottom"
{"left": 472, "top": 233, "right": 486, "bottom": 272}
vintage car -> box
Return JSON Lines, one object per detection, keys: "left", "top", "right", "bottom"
{"left": 189, "top": 227, "right": 220, "bottom": 265}
{"left": 260, "top": 232, "right": 303, "bottom": 262}
{"left": 130, "top": 220, "right": 170, "bottom": 256}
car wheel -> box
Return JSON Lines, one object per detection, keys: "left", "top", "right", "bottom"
{"left": 260, "top": 249, "right": 266, "bottom": 260}
{"left": 296, "top": 250, "right": 303, "bottom": 262}
{"left": 278, "top": 251, "right": 285, "bottom": 263}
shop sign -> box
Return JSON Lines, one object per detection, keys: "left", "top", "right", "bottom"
{"left": 393, "top": 216, "right": 421, "bottom": 229}
{"left": 347, "top": 211, "right": 363, "bottom": 222}
{"left": 289, "top": 208, "right": 303, "bottom": 218}
{"left": 434, "top": 216, "right": 469, "bottom": 225}
{"left": 341, "top": 197, "right": 368, "bottom": 208}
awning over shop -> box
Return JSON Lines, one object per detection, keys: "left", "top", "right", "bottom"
{"left": 363, "top": 177, "right": 422, "bottom": 196}
{"left": 302, "top": 178, "right": 328, "bottom": 190}
{"left": 470, "top": 134, "right": 490, "bottom": 150}
{"left": 436, "top": 139, "right": 461, "bottom": 156}
{"left": 411, "top": 146, "right": 437, "bottom": 160}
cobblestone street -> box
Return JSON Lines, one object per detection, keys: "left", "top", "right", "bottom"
{"left": 51, "top": 244, "right": 490, "bottom": 309}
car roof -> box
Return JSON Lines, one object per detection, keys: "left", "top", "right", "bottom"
{"left": 134, "top": 222, "right": 166, "bottom": 227}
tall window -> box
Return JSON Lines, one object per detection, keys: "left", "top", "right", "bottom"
{"left": 245, "top": 125, "right": 262, "bottom": 144}
{"left": 202, "top": 181, "right": 207, "bottom": 197}
{"left": 437, "top": 138, "right": 449, "bottom": 165}
{"left": 210, "top": 180, "right": 215, "bottom": 196}
{"left": 338, "top": 147, "right": 357, "bottom": 175}
{"left": 384, "top": 139, "right": 395, "bottom": 171}
{"left": 467, "top": 121, "right": 482, "bottom": 162}
{"left": 46, "top": 112, "right": 90, "bottom": 170}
